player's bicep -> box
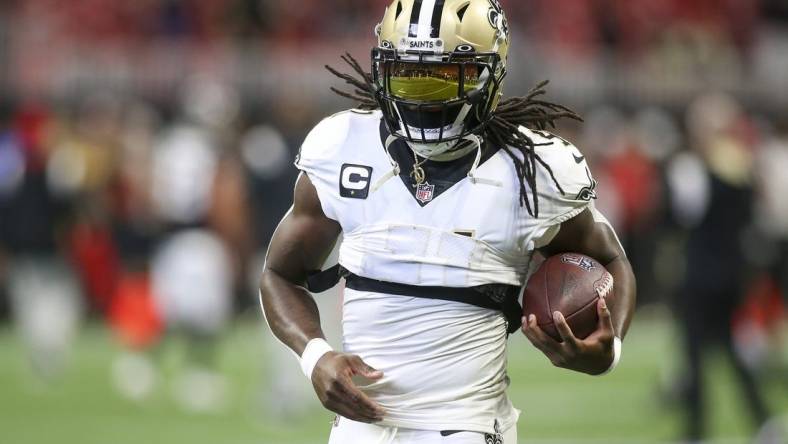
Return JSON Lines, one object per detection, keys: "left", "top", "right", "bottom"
{"left": 264, "top": 173, "right": 342, "bottom": 285}
{"left": 540, "top": 208, "right": 622, "bottom": 266}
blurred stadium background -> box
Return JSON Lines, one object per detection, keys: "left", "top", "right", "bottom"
{"left": 0, "top": 0, "right": 787, "bottom": 443}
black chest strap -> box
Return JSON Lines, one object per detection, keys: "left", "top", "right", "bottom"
{"left": 305, "top": 264, "right": 348, "bottom": 293}
{"left": 307, "top": 266, "right": 522, "bottom": 335}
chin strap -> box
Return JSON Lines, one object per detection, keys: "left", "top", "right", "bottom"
{"left": 370, "top": 135, "right": 401, "bottom": 194}
{"left": 408, "top": 138, "right": 460, "bottom": 160}
{"left": 465, "top": 134, "right": 502, "bottom": 187}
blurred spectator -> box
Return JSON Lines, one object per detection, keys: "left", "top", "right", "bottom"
{"left": 150, "top": 124, "right": 217, "bottom": 224}
{"left": 151, "top": 228, "right": 232, "bottom": 412}
{"left": 668, "top": 93, "right": 771, "bottom": 441}
{"left": 0, "top": 100, "right": 83, "bottom": 380}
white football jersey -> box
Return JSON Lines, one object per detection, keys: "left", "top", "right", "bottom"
{"left": 295, "top": 109, "right": 596, "bottom": 434}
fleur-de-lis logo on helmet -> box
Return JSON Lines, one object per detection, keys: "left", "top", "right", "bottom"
{"left": 487, "top": 0, "right": 509, "bottom": 42}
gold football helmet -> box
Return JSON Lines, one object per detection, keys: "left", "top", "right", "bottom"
{"left": 373, "top": 0, "right": 510, "bottom": 151}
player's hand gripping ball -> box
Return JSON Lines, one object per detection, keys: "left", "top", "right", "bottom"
{"left": 523, "top": 253, "right": 614, "bottom": 341}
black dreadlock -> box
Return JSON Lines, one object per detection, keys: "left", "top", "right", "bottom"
{"left": 325, "top": 53, "right": 582, "bottom": 217}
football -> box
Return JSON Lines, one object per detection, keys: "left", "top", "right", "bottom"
{"left": 523, "top": 253, "right": 614, "bottom": 341}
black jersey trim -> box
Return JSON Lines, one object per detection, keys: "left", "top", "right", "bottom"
{"left": 378, "top": 119, "right": 499, "bottom": 207}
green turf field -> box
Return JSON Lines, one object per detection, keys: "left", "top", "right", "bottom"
{"left": 0, "top": 309, "right": 785, "bottom": 444}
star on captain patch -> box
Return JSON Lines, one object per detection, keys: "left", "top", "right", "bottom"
{"left": 415, "top": 182, "right": 435, "bottom": 203}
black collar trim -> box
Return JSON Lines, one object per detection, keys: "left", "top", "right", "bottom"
{"left": 377, "top": 119, "right": 499, "bottom": 207}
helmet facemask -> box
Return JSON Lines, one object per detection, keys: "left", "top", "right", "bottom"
{"left": 372, "top": 47, "right": 505, "bottom": 154}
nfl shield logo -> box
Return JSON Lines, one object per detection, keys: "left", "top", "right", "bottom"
{"left": 415, "top": 182, "right": 435, "bottom": 203}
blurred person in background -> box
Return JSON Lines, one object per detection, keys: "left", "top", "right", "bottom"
{"left": 62, "top": 93, "right": 125, "bottom": 314}
{"left": 0, "top": 99, "right": 83, "bottom": 381}
{"left": 103, "top": 99, "right": 165, "bottom": 402}
{"left": 150, "top": 228, "right": 233, "bottom": 411}
{"left": 143, "top": 78, "right": 245, "bottom": 412}
{"left": 739, "top": 116, "right": 788, "bottom": 390}
{"left": 666, "top": 93, "right": 774, "bottom": 443}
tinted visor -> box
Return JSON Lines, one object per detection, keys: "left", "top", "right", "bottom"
{"left": 387, "top": 62, "right": 486, "bottom": 102}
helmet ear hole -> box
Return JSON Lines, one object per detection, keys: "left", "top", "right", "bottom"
{"left": 457, "top": 3, "right": 470, "bottom": 21}
{"left": 395, "top": 1, "right": 403, "bottom": 19}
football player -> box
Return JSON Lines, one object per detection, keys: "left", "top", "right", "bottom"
{"left": 260, "top": 1, "right": 636, "bottom": 442}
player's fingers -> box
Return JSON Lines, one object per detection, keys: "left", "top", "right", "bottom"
{"left": 348, "top": 355, "right": 384, "bottom": 380}
{"left": 337, "top": 373, "right": 385, "bottom": 419}
{"left": 326, "top": 397, "right": 378, "bottom": 423}
{"left": 523, "top": 314, "right": 561, "bottom": 355}
{"left": 552, "top": 311, "right": 579, "bottom": 349}
{"left": 596, "top": 297, "right": 614, "bottom": 336}
{"left": 322, "top": 376, "right": 379, "bottom": 423}
{"left": 326, "top": 393, "right": 380, "bottom": 423}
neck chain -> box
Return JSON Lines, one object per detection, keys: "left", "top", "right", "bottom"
{"left": 410, "top": 151, "right": 428, "bottom": 186}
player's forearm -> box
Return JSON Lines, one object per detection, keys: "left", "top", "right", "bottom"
{"left": 604, "top": 255, "right": 636, "bottom": 339}
{"left": 260, "top": 268, "right": 326, "bottom": 356}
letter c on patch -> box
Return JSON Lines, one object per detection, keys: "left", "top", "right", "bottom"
{"left": 339, "top": 164, "right": 373, "bottom": 199}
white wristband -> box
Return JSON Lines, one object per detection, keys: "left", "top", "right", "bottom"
{"left": 300, "top": 338, "right": 334, "bottom": 380}
{"left": 596, "top": 336, "right": 622, "bottom": 376}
